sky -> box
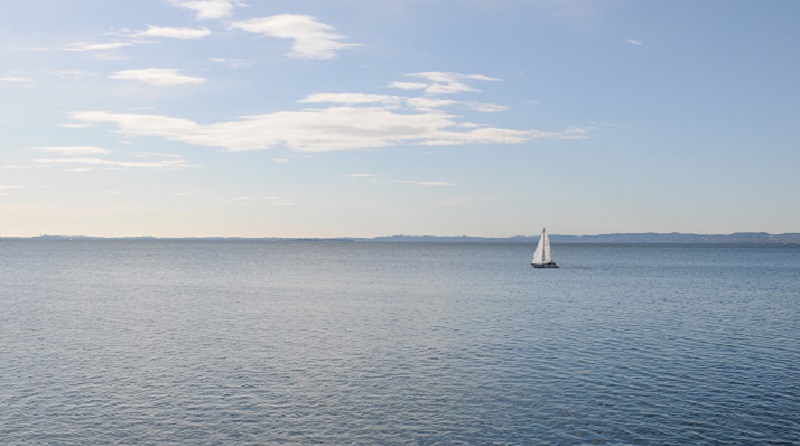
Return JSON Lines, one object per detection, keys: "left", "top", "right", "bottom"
{"left": 1, "top": 0, "right": 798, "bottom": 238}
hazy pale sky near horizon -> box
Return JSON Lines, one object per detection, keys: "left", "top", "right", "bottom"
{"left": 1, "top": 0, "right": 798, "bottom": 237}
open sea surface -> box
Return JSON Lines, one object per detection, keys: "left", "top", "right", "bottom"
{"left": 1, "top": 240, "right": 799, "bottom": 445}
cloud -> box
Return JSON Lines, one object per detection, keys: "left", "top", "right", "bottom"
{"left": 347, "top": 175, "right": 452, "bottom": 187}
{"left": 27, "top": 148, "right": 193, "bottom": 172}
{"left": 70, "top": 71, "right": 587, "bottom": 152}
{"left": 130, "top": 152, "right": 185, "bottom": 159}
{"left": 110, "top": 68, "right": 206, "bottom": 86}
{"left": 405, "top": 97, "right": 508, "bottom": 112}
{"left": 32, "top": 156, "right": 194, "bottom": 170}
{"left": 302, "top": 93, "right": 507, "bottom": 113}
{"left": 346, "top": 173, "right": 377, "bottom": 178}
{"left": 0, "top": 185, "right": 22, "bottom": 196}
{"left": 557, "top": 127, "right": 591, "bottom": 139}
{"left": 0, "top": 77, "right": 35, "bottom": 84}
{"left": 210, "top": 57, "right": 252, "bottom": 68}
{"left": 299, "top": 93, "right": 402, "bottom": 106}
{"left": 389, "top": 82, "right": 428, "bottom": 91}
{"left": 170, "top": 0, "right": 234, "bottom": 20}
{"left": 232, "top": 14, "right": 359, "bottom": 60}
{"left": 135, "top": 25, "right": 212, "bottom": 39}
{"left": 71, "top": 106, "right": 583, "bottom": 153}
{"left": 28, "top": 146, "right": 111, "bottom": 155}
{"left": 625, "top": 38, "right": 644, "bottom": 46}
{"left": 393, "top": 72, "right": 501, "bottom": 95}
{"left": 383, "top": 180, "right": 454, "bottom": 187}
{"left": 64, "top": 42, "right": 134, "bottom": 52}
{"left": 71, "top": 111, "right": 199, "bottom": 139}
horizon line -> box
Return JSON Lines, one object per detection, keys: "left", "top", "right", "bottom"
{"left": 3, "top": 231, "right": 798, "bottom": 240}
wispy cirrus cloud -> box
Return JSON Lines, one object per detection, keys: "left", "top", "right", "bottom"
{"left": 170, "top": 0, "right": 235, "bottom": 20}
{"left": 32, "top": 156, "right": 194, "bottom": 171}
{"left": 389, "top": 82, "right": 429, "bottom": 92}
{"left": 382, "top": 180, "right": 454, "bottom": 187}
{"left": 210, "top": 57, "right": 253, "bottom": 68}
{"left": 69, "top": 72, "right": 588, "bottom": 153}
{"left": 70, "top": 107, "right": 582, "bottom": 153}
{"left": 391, "top": 72, "right": 501, "bottom": 95}
{"left": 28, "top": 146, "right": 111, "bottom": 155}
{"left": 299, "top": 93, "right": 403, "bottom": 106}
{"left": 232, "top": 14, "right": 360, "bottom": 60}
{"left": 0, "top": 76, "right": 35, "bottom": 84}
{"left": 300, "top": 93, "right": 508, "bottom": 113}
{"left": 110, "top": 68, "right": 205, "bottom": 87}
{"left": 346, "top": 173, "right": 377, "bottom": 178}
{"left": 135, "top": 25, "right": 212, "bottom": 39}
{"left": 405, "top": 97, "right": 509, "bottom": 113}
{"left": 347, "top": 174, "right": 452, "bottom": 187}
{"left": 64, "top": 41, "right": 134, "bottom": 52}
{"left": 625, "top": 38, "right": 644, "bottom": 47}
{"left": 0, "top": 185, "right": 22, "bottom": 196}
{"left": 26, "top": 147, "right": 194, "bottom": 172}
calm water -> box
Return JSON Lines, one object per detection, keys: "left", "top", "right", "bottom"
{"left": 1, "top": 240, "right": 799, "bottom": 445}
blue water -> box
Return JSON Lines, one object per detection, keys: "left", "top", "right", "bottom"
{"left": 1, "top": 241, "right": 799, "bottom": 444}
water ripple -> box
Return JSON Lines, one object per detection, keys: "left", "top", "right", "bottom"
{"left": 1, "top": 241, "right": 799, "bottom": 444}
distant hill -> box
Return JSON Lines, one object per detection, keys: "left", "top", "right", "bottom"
{"left": 557, "top": 232, "right": 800, "bottom": 244}
{"left": 370, "top": 232, "right": 800, "bottom": 244}
{"left": 13, "top": 232, "right": 800, "bottom": 244}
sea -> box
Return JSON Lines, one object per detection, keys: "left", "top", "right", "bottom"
{"left": 1, "top": 240, "right": 798, "bottom": 445}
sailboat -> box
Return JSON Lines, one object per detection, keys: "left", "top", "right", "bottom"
{"left": 531, "top": 227, "right": 558, "bottom": 268}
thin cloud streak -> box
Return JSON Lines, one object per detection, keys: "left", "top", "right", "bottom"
{"left": 399, "top": 72, "right": 501, "bottom": 95}
{"left": 110, "top": 68, "right": 206, "bottom": 86}
{"left": 382, "top": 180, "right": 454, "bottom": 187}
{"left": 210, "top": 57, "right": 252, "bottom": 68}
{"left": 64, "top": 42, "right": 134, "bottom": 52}
{"left": 135, "top": 26, "right": 212, "bottom": 39}
{"left": 32, "top": 157, "right": 194, "bottom": 170}
{"left": 28, "top": 146, "right": 111, "bottom": 155}
{"left": 0, "top": 185, "right": 22, "bottom": 196}
{"left": 300, "top": 93, "right": 507, "bottom": 113}
{"left": 349, "top": 175, "right": 453, "bottom": 187}
{"left": 0, "top": 77, "right": 35, "bottom": 84}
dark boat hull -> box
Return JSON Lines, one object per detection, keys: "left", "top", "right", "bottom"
{"left": 531, "top": 262, "right": 558, "bottom": 269}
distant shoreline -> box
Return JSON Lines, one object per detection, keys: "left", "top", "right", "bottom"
{"left": 5, "top": 232, "right": 800, "bottom": 244}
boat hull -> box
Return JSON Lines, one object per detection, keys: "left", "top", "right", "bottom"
{"left": 531, "top": 262, "right": 559, "bottom": 269}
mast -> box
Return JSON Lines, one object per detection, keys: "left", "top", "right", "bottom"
{"left": 542, "top": 228, "right": 548, "bottom": 262}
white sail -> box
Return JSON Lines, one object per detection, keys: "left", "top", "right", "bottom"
{"left": 532, "top": 232, "right": 544, "bottom": 264}
{"left": 531, "top": 228, "right": 555, "bottom": 267}
{"left": 542, "top": 230, "right": 552, "bottom": 263}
